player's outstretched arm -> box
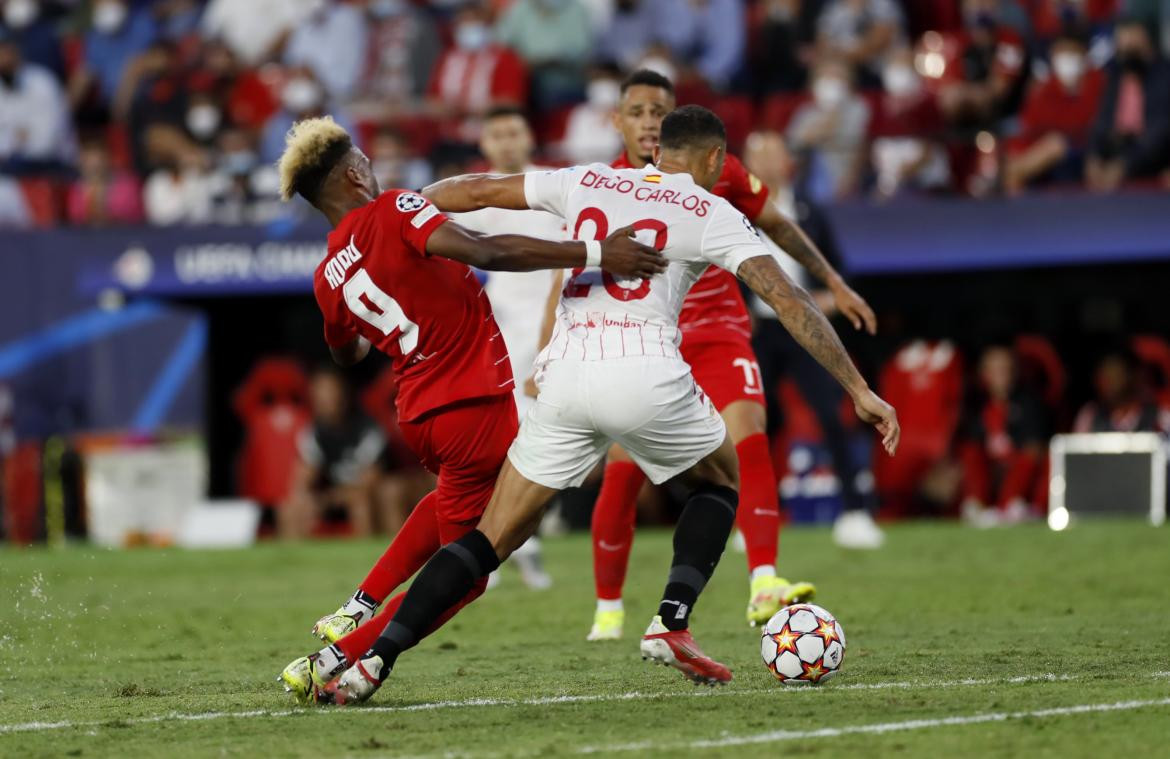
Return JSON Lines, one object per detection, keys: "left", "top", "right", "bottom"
{"left": 753, "top": 202, "right": 877, "bottom": 335}
{"left": 422, "top": 173, "right": 529, "bottom": 212}
{"left": 737, "top": 255, "right": 899, "bottom": 455}
{"left": 424, "top": 221, "right": 666, "bottom": 278}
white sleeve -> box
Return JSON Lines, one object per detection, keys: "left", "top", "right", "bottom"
{"left": 523, "top": 165, "right": 587, "bottom": 219}
{"left": 700, "top": 201, "right": 773, "bottom": 275}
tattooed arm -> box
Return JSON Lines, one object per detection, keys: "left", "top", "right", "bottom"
{"left": 753, "top": 202, "right": 877, "bottom": 335}
{"left": 737, "top": 254, "right": 900, "bottom": 454}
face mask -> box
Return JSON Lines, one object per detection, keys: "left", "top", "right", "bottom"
{"left": 813, "top": 77, "right": 847, "bottom": 109}
{"left": 186, "top": 104, "right": 222, "bottom": 139}
{"left": 4, "top": 0, "right": 38, "bottom": 29}
{"left": 455, "top": 22, "right": 489, "bottom": 51}
{"left": 93, "top": 1, "right": 128, "bottom": 34}
{"left": 282, "top": 78, "right": 322, "bottom": 113}
{"left": 221, "top": 150, "right": 257, "bottom": 176}
{"left": 587, "top": 79, "right": 620, "bottom": 108}
{"left": 882, "top": 65, "right": 919, "bottom": 97}
{"left": 369, "top": 0, "right": 406, "bottom": 19}
{"left": 1051, "top": 52, "right": 1085, "bottom": 89}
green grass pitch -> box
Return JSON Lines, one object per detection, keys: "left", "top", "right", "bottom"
{"left": 1, "top": 521, "right": 1168, "bottom": 757}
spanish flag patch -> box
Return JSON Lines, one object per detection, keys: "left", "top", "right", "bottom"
{"left": 643, "top": 174, "right": 662, "bottom": 183}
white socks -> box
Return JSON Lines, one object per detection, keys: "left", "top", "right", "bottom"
{"left": 750, "top": 565, "right": 777, "bottom": 583}
{"left": 596, "top": 598, "right": 623, "bottom": 613}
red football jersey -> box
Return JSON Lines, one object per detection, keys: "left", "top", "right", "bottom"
{"left": 611, "top": 151, "right": 768, "bottom": 342}
{"left": 313, "top": 190, "right": 513, "bottom": 422}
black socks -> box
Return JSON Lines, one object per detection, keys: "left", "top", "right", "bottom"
{"left": 657, "top": 484, "right": 738, "bottom": 631}
{"left": 368, "top": 529, "right": 500, "bottom": 678}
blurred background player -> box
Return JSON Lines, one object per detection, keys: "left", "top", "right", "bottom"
{"left": 741, "top": 128, "right": 885, "bottom": 549}
{"left": 450, "top": 105, "right": 560, "bottom": 591}
{"left": 585, "top": 70, "right": 878, "bottom": 641}
{"left": 279, "top": 364, "right": 387, "bottom": 539}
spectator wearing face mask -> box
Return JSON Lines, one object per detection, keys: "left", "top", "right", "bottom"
{"left": 752, "top": 0, "right": 822, "bottom": 94}
{"left": 815, "top": 0, "right": 906, "bottom": 85}
{"left": 70, "top": 0, "right": 157, "bottom": 111}
{"left": 496, "top": 0, "right": 592, "bottom": 106}
{"left": 1004, "top": 30, "right": 1105, "bottom": 193}
{"left": 259, "top": 68, "right": 357, "bottom": 164}
{"left": 646, "top": 0, "right": 746, "bottom": 91}
{"left": 0, "top": 0, "right": 64, "bottom": 79}
{"left": 66, "top": 137, "right": 143, "bottom": 226}
{"left": 143, "top": 150, "right": 214, "bottom": 225}
{"left": 207, "top": 127, "right": 282, "bottom": 225}
{"left": 368, "top": 126, "right": 433, "bottom": 193}
{"left": 869, "top": 47, "right": 949, "bottom": 197}
{"left": 0, "top": 32, "right": 74, "bottom": 172}
{"left": 787, "top": 58, "right": 870, "bottom": 200}
{"left": 937, "top": 0, "right": 1029, "bottom": 130}
{"left": 351, "top": 0, "right": 441, "bottom": 121}
{"left": 428, "top": 3, "right": 528, "bottom": 144}
{"left": 559, "top": 64, "right": 624, "bottom": 164}
{"left": 1086, "top": 17, "right": 1170, "bottom": 192}
{"left": 283, "top": 0, "right": 368, "bottom": 100}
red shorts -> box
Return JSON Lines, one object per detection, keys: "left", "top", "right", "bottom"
{"left": 398, "top": 393, "right": 518, "bottom": 529}
{"left": 680, "top": 335, "right": 765, "bottom": 412}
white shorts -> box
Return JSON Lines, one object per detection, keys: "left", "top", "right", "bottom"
{"left": 508, "top": 357, "right": 728, "bottom": 489}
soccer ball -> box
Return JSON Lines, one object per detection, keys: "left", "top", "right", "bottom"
{"left": 760, "top": 603, "right": 846, "bottom": 684}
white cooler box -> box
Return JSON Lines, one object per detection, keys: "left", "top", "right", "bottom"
{"left": 1048, "top": 432, "right": 1168, "bottom": 529}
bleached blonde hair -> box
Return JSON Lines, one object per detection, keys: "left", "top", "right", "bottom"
{"left": 277, "top": 115, "right": 353, "bottom": 202}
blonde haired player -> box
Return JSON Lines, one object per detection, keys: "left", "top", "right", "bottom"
{"left": 273, "top": 116, "right": 664, "bottom": 703}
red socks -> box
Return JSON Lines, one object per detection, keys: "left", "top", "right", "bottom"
{"left": 590, "top": 460, "right": 646, "bottom": 600}
{"left": 735, "top": 433, "right": 781, "bottom": 573}
{"left": 357, "top": 492, "right": 440, "bottom": 602}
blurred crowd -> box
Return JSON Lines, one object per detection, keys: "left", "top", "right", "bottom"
{"left": 2, "top": 0, "right": 1170, "bottom": 227}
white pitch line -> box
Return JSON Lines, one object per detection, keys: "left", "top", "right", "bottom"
{"left": 578, "top": 697, "right": 1170, "bottom": 754}
{"left": 0, "top": 671, "right": 1141, "bottom": 736}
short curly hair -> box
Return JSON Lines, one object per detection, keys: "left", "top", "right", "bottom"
{"left": 277, "top": 116, "right": 353, "bottom": 203}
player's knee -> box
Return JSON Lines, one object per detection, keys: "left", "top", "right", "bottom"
{"left": 722, "top": 400, "right": 767, "bottom": 443}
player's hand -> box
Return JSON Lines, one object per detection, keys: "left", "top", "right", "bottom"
{"left": 853, "top": 389, "right": 899, "bottom": 456}
{"left": 831, "top": 280, "right": 877, "bottom": 335}
{"left": 600, "top": 225, "right": 668, "bottom": 279}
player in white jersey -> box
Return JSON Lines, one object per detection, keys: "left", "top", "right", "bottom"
{"left": 322, "top": 106, "right": 899, "bottom": 701}
{"left": 451, "top": 106, "right": 562, "bottom": 591}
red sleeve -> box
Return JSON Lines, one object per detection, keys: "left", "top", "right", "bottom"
{"left": 381, "top": 190, "right": 449, "bottom": 256}
{"left": 719, "top": 153, "right": 770, "bottom": 221}
{"left": 314, "top": 273, "right": 359, "bottom": 349}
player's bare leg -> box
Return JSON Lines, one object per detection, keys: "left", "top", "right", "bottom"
{"left": 328, "top": 461, "right": 557, "bottom": 704}
{"left": 720, "top": 399, "right": 816, "bottom": 626}
{"left": 640, "top": 433, "right": 739, "bottom": 685}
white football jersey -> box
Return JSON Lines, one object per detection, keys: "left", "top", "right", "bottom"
{"left": 524, "top": 163, "right": 771, "bottom": 363}
{"left": 450, "top": 192, "right": 565, "bottom": 404}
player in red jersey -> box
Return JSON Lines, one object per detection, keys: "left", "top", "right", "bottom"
{"left": 272, "top": 116, "right": 665, "bottom": 703}
{"left": 585, "top": 71, "right": 879, "bottom": 637}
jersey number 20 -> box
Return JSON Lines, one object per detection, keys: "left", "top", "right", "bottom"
{"left": 343, "top": 269, "right": 419, "bottom": 354}
{"left": 563, "top": 207, "right": 666, "bottom": 302}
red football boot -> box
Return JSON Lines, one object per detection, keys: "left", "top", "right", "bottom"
{"left": 640, "top": 616, "right": 732, "bottom": 686}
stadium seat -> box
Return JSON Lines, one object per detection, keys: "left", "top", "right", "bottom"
{"left": 2, "top": 441, "right": 43, "bottom": 544}
{"left": 760, "top": 93, "right": 810, "bottom": 133}
{"left": 713, "top": 96, "right": 756, "bottom": 154}
{"left": 17, "top": 178, "right": 63, "bottom": 227}
{"left": 233, "top": 358, "right": 310, "bottom": 509}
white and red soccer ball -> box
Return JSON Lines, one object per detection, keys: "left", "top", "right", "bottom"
{"left": 760, "top": 603, "right": 846, "bottom": 684}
